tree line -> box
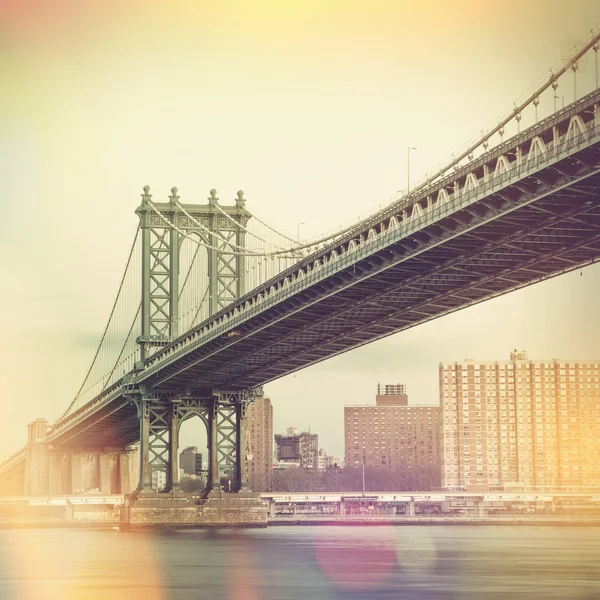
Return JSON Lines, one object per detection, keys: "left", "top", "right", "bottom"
{"left": 177, "top": 464, "right": 441, "bottom": 493}
{"left": 271, "top": 465, "right": 441, "bottom": 493}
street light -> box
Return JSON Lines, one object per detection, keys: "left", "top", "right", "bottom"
{"left": 407, "top": 147, "right": 417, "bottom": 196}
{"left": 297, "top": 221, "right": 305, "bottom": 243}
{"left": 362, "top": 460, "right": 366, "bottom": 497}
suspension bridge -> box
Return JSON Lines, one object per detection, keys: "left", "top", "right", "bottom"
{"left": 1, "top": 31, "right": 600, "bottom": 525}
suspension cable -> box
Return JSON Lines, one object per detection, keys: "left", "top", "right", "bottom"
{"left": 211, "top": 201, "right": 289, "bottom": 250}
{"left": 191, "top": 283, "right": 210, "bottom": 327}
{"left": 61, "top": 225, "right": 140, "bottom": 421}
{"left": 99, "top": 303, "right": 141, "bottom": 394}
{"left": 245, "top": 209, "right": 301, "bottom": 245}
{"left": 179, "top": 235, "right": 203, "bottom": 298}
{"left": 174, "top": 201, "right": 253, "bottom": 252}
{"left": 147, "top": 200, "right": 300, "bottom": 258}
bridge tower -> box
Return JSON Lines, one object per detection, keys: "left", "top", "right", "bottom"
{"left": 135, "top": 186, "right": 251, "bottom": 361}
{"left": 129, "top": 186, "right": 263, "bottom": 514}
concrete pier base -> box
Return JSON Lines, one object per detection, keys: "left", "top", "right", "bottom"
{"left": 121, "top": 491, "right": 267, "bottom": 528}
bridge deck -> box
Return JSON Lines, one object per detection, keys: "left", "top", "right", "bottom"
{"left": 44, "top": 90, "right": 600, "bottom": 450}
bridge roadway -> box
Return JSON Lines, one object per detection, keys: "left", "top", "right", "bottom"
{"left": 26, "top": 89, "right": 600, "bottom": 453}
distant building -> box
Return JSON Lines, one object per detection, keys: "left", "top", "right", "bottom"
{"left": 245, "top": 396, "right": 273, "bottom": 491}
{"left": 151, "top": 469, "right": 167, "bottom": 491}
{"left": 317, "top": 448, "right": 342, "bottom": 470}
{"left": 376, "top": 383, "right": 408, "bottom": 406}
{"left": 275, "top": 433, "right": 300, "bottom": 462}
{"left": 275, "top": 428, "right": 319, "bottom": 469}
{"left": 273, "top": 461, "right": 301, "bottom": 470}
{"left": 441, "top": 351, "right": 600, "bottom": 492}
{"left": 180, "top": 446, "right": 202, "bottom": 476}
{"left": 345, "top": 384, "right": 441, "bottom": 486}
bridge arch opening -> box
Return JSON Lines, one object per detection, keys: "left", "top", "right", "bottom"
{"left": 178, "top": 413, "right": 208, "bottom": 493}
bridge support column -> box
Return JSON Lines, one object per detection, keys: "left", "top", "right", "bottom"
{"left": 408, "top": 498, "right": 416, "bottom": 517}
{"left": 61, "top": 454, "right": 73, "bottom": 495}
{"left": 49, "top": 453, "right": 72, "bottom": 496}
{"left": 50, "top": 454, "right": 62, "bottom": 496}
{"left": 165, "top": 399, "right": 181, "bottom": 493}
{"left": 235, "top": 400, "right": 250, "bottom": 492}
{"left": 82, "top": 454, "right": 100, "bottom": 491}
{"left": 71, "top": 454, "right": 83, "bottom": 493}
{"left": 210, "top": 387, "right": 262, "bottom": 494}
{"left": 99, "top": 453, "right": 122, "bottom": 494}
{"left": 99, "top": 455, "right": 111, "bottom": 494}
{"left": 119, "top": 453, "right": 132, "bottom": 495}
{"left": 24, "top": 419, "right": 50, "bottom": 497}
{"left": 207, "top": 398, "right": 220, "bottom": 492}
{"left": 136, "top": 398, "right": 153, "bottom": 493}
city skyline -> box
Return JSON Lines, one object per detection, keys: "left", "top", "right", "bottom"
{"left": 2, "top": 1, "right": 600, "bottom": 461}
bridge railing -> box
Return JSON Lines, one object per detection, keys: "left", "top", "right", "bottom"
{"left": 0, "top": 447, "right": 27, "bottom": 475}
{"left": 304, "top": 30, "right": 600, "bottom": 250}
{"left": 352, "top": 92, "right": 600, "bottom": 239}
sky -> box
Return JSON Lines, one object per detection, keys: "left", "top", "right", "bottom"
{"left": 1, "top": 0, "right": 600, "bottom": 460}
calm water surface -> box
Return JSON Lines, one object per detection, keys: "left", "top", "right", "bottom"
{"left": 1, "top": 525, "right": 599, "bottom": 599}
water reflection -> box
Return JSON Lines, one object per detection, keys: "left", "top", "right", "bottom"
{"left": 0, "top": 526, "right": 599, "bottom": 599}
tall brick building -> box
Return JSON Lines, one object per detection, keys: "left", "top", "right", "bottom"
{"left": 245, "top": 396, "right": 273, "bottom": 491}
{"left": 441, "top": 351, "right": 600, "bottom": 492}
{"left": 344, "top": 385, "right": 441, "bottom": 483}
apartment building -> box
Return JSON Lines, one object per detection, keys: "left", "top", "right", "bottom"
{"left": 441, "top": 350, "right": 600, "bottom": 491}
{"left": 245, "top": 396, "right": 273, "bottom": 491}
{"left": 344, "top": 385, "right": 441, "bottom": 481}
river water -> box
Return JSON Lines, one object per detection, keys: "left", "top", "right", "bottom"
{"left": 0, "top": 525, "right": 599, "bottom": 599}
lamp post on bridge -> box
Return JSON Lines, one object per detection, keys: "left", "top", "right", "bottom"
{"left": 407, "top": 147, "right": 417, "bottom": 196}
{"left": 554, "top": 95, "right": 565, "bottom": 111}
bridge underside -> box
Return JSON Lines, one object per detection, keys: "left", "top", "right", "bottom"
{"left": 49, "top": 398, "right": 139, "bottom": 449}
{"left": 149, "top": 144, "right": 600, "bottom": 389}
{"left": 49, "top": 140, "right": 600, "bottom": 450}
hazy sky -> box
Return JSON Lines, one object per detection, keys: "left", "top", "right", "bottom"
{"left": 2, "top": 0, "right": 600, "bottom": 460}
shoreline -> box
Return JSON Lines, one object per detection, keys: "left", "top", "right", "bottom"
{"left": 268, "top": 517, "right": 600, "bottom": 526}
{"left": 3, "top": 515, "right": 600, "bottom": 530}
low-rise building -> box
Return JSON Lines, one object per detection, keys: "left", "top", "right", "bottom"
{"left": 317, "top": 448, "right": 342, "bottom": 470}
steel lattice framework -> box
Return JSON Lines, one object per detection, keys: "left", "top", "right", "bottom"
{"left": 136, "top": 186, "right": 250, "bottom": 360}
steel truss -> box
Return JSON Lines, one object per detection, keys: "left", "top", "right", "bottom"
{"left": 122, "top": 385, "right": 262, "bottom": 494}
{"left": 136, "top": 187, "right": 250, "bottom": 360}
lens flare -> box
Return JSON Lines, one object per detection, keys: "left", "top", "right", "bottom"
{"left": 314, "top": 526, "right": 398, "bottom": 592}
{"left": 3, "top": 529, "right": 166, "bottom": 600}
{"left": 225, "top": 533, "right": 262, "bottom": 600}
